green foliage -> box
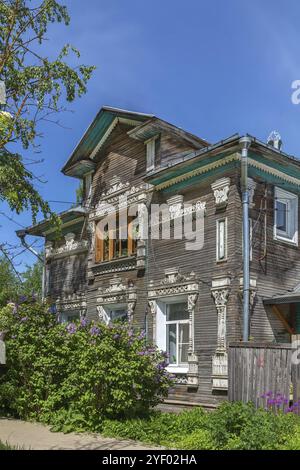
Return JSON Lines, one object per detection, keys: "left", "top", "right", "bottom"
{"left": 102, "top": 408, "right": 208, "bottom": 447}
{"left": 101, "top": 402, "right": 300, "bottom": 450}
{"left": 0, "top": 0, "right": 95, "bottom": 221}
{"left": 76, "top": 181, "right": 83, "bottom": 204}
{"left": 206, "top": 401, "right": 256, "bottom": 448}
{"left": 0, "top": 302, "right": 172, "bottom": 432}
{"left": 0, "top": 440, "right": 17, "bottom": 450}
{"left": 0, "top": 256, "right": 19, "bottom": 306}
{"left": 0, "top": 256, "right": 43, "bottom": 307}
{"left": 21, "top": 258, "right": 43, "bottom": 299}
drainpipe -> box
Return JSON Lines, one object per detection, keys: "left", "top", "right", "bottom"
{"left": 239, "top": 136, "right": 252, "bottom": 342}
{"left": 16, "top": 230, "right": 46, "bottom": 300}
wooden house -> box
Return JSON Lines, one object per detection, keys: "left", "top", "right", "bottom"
{"left": 19, "top": 106, "right": 300, "bottom": 407}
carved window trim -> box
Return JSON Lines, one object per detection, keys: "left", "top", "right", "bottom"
{"left": 96, "top": 276, "right": 137, "bottom": 323}
{"left": 148, "top": 269, "right": 199, "bottom": 386}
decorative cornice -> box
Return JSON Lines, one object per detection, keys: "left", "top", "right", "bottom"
{"left": 155, "top": 153, "right": 239, "bottom": 191}
{"left": 90, "top": 183, "right": 152, "bottom": 220}
{"left": 45, "top": 234, "right": 88, "bottom": 259}
{"left": 91, "top": 256, "right": 137, "bottom": 275}
{"left": 148, "top": 269, "right": 199, "bottom": 299}
{"left": 56, "top": 293, "right": 87, "bottom": 312}
{"left": 154, "top": 152, "right": 300, "bottom": 191}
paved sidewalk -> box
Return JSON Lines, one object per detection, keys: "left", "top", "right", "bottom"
{"left": 0, "top": 418, "right": 162, "bottom": 450}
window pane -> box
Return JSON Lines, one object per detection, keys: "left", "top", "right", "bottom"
{"left": 179, "top": 323, "right": 189, "bottom": 364}
{"left": 167, "top": 323, "right": 177, "bottom": 364}
{"left": 218, "top": 220, "right": 226, "bottom": 260}
{"left": 110, "top": 309, "right": 127, "bottom": 322}
{"left": 167, "top": 302, "right": 188, "bottom": 321}
{"left": 276, "top": 201, "right": 287, "bottom": 232}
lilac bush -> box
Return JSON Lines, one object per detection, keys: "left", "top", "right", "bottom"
{"left": 0, "top": 302, "right": 173, "bottom": 431}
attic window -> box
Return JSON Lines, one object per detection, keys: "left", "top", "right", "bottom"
{"left": 84, "top": 173, "right": 92, "bottom": 202}
{"left": 274, "top": 187, "right": 298, "bottom": 245}
{"left": 145, "top": 135, "right": 160, "bottom": 171}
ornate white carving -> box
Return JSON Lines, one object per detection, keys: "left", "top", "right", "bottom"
{"left": 211, "top": 276, "right": 231, "bottom": 390}
{"left": 56, "top": 293, "right": 87, "bottom": 318}
{"left": 148, "top": 269, "right": 199, "bottom": 387}
{"left": 239, "top": 277, "right": 257, "bottom": 307}
{"left": 211, "top": 177, "right": 230, "bottom": 208}
{"left": 97, "top": 276, "right": 137, "bottom": 323}
{"left": 91, "top": 183, "right": 151, "bottom": 219}
{"left": 147, "top": 299, "right": 157, "bottom": 343}
{"left": 101, "top": 176, "right": 130, "bottom": 197}
{"left": 45, "top": 236, "right": 88, "bottom": 259}
{"left": 164, "top": 196, "right": 206, "bottom": 221}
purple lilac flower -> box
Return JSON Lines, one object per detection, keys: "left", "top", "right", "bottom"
{"left": 138, "top": 351, "right": 146, "bottom": 356}
{"left": 20, "top": 317, "right": 28, "bottom": 323}
{"left": 66, "top": 323, "right": 77, "bottom": 335}
{"left": 90, "top": 326, "right": 100, "bottom": 336}
{"left": 113, "top": 333, "right": 121, "bottom": 340}
{"left": 80, "top": 317, "right": 89, "bottom": 328}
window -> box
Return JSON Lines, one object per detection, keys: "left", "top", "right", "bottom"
{"left": 95, "top": 214, "right": 137, "bottom": 263}
{"left": 108, "top": 307, "right": 127, "bottom": 322}
{"left": 274, "top": 187, "right": 298, "bottom": 245}
{"left": 61, "top": 312, "right": 80, "bottom": 323}
{"left": 84, "top": 173, "right": 92, "bottom": 201}
{"left": 146, "top": 135, "right": 160, "bottom": 171}
{"left": 216, "top": 218, "right": 227, "bottom": 261}
{"left": 166, "top": 302, "right": 189, "bottom": 366}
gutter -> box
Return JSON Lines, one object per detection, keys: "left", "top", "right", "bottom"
{"left": 239, "top": 136, "right": 252, "bottom": 342}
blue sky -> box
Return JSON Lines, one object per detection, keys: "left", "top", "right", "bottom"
{"left": 2, "top": 0, "right": 300, "bottom": 269}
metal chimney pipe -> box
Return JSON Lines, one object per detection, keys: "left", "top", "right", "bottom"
{"left": 239, "top": 136, "right": 252, "bottom": 342}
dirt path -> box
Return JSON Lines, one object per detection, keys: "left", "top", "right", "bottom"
{"left": 0, "top": 418, "right": 163, "bottom": 450}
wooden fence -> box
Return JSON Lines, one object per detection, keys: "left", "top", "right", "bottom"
{"left": 228, "top": 341, "right": 297, "bottom": 408}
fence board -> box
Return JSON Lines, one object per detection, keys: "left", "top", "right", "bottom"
{"left": 228, "top": 342, "right": 292, "bottom": 407}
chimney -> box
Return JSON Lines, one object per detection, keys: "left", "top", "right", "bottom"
{"left": 267, "top": 130, "right": 282, "bottom": 150}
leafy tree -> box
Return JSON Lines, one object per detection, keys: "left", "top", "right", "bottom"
{"left": 0, "top": 255, "right": 19, "bottom": 305}
{"left": 21, "top": 257, "right": 43, "bottom": 298}
{"left": 0, "top": 0, "right": 95, "bottom": 222}
{"left": 0, "top": 255, "right": 43, "bottom": 306}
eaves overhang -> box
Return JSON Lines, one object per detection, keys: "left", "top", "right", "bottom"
{"left": 145, "top": 134, "right": 300, "bottom": 193}
{"left": 16, "top": 206, "right": 88, "bottom": 238}
{"left": 61, "top": 106, "right": 154, "bottom": 176}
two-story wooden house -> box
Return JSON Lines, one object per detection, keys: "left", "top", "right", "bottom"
{"left": 19, "top": 106, "right": 300, "bottom": 407}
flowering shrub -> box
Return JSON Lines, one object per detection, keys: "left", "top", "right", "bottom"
{"left": 260, "top": 391, "right": 300, "bottom": 414}
{"left": 0, "top": 302, "right": 172, "bottom": 432}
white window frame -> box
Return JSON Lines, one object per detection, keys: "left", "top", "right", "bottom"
{"left": 166, "top": 303, "right": 189, "bottom": 368}
{"left": 145, "top": 136, "right": 159, "bottom": 171}
{"left": 104, "top": 303, "right": 128, "bottom": 323}
{"left": 216, "top": 218, "right": 227, "bottom": 262}
{"left": 156, "top": 297, "right": 189, "bottom": 374}
{"left": 274, "top": 187, "right": 298, "bottom": 246}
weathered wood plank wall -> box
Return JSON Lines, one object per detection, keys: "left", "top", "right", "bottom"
{"left": 228, "top": 342, "right": 292, "bottom": 407}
